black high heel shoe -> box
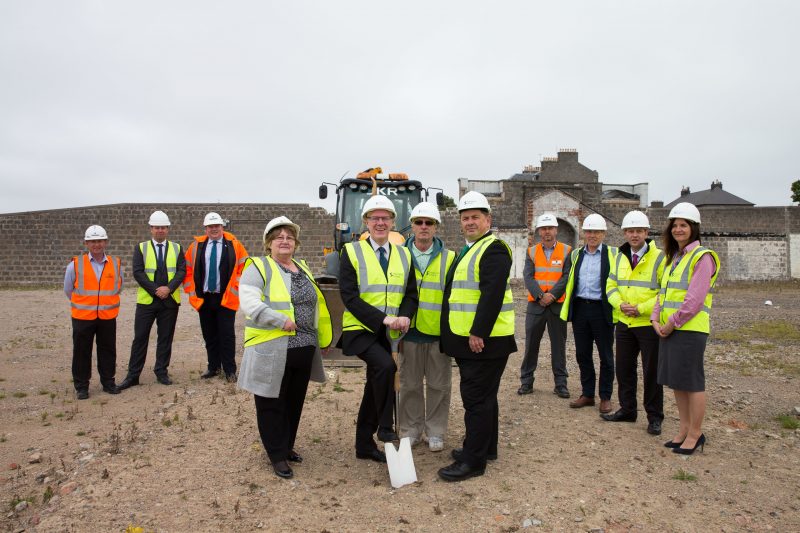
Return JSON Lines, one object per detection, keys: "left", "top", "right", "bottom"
{"left": 663, "top": 439, "right": 685, "bottom": 449}
{"left": 672, "top": 434, "right": 705, "bottom": 455}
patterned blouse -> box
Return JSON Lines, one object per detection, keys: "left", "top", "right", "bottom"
{"left": 278, "top": 263, "right": 317, "bottom": 349}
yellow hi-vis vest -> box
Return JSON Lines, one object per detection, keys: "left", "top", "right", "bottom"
{"left": 242, "top": 256, "right": 333, "bottom": 348}
{"left": 342, "top": 240, "right": 411, "bottom": 333}
{"left": 137, "top": 241, "right": 181, "bottom": 305}
{"left": 412, "top": 248, "right": 454, "bottom": 336}
{"left": 606, "top": 245, "right": 666, "bottom": 327}
{"left": 658, "top": 246, "right": 720, "bottom": 333}
{"left": 560, "top": 245, "right": 619, "bottom": 322}
{"left": 448, "top": 236, "right": 514, "bottom": 337}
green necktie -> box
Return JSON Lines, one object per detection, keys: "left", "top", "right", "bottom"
{"left": 208, "top": 241, "right": 218, "bottom": 292}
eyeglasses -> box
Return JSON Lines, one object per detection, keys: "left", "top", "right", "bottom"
{"left": 413, "top": 220, "right": 436, "bottom": 226}
{"left": 367, "top": 216, "right": 392, "bottom": 223}
{"left": 274, "top": 235, "right": 296, "bottom": 242}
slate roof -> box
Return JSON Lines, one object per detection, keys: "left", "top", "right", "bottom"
{"left": 664, "top": 181, "right": 754, "bottom": 208}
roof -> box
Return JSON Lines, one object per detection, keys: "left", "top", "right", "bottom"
{"left": 665, "top": 181, "right": 754, "bottom": 208}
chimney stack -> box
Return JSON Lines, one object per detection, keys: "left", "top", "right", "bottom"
{"left": 681, "top": 186, "right": 690, "bottom": 196}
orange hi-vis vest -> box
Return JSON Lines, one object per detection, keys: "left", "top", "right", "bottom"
{"left": 183, "top": 232, "right": 248, "bottom": 312}
{"left": 527, "top": 241, "right": 571, "bottom": 303}
{"left": 70, "top": 254, "right": 123, "bottom": 320}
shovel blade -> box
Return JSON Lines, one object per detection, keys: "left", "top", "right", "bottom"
{"left": 384, "top": 437, "right": 417, "bottom": 488}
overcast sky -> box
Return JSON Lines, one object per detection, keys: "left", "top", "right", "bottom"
{"left": 1, "top": 1, "right": 798, "bottom": 215}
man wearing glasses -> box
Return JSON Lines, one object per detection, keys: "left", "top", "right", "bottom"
{"left": 398, "top": 202, "right": 454, "bottom": 452}
{"left": 339, "top": 195, "right": 418, "bottom": 463}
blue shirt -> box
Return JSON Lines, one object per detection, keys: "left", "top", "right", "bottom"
{"left": 575, "top": 244, "right": 603, "bottom": 300}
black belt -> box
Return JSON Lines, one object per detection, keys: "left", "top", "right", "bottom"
{"left": 575, "top": 297, "right": 602, "bottom": 304}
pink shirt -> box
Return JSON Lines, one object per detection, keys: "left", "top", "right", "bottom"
{"left": 651, "top": 241, "right": 717, "bottom": 328}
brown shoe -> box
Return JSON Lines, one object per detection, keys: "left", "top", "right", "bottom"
{"left": 569, "top": 395, "right": 595, "bottom": 408}
{"left": 599, "top": 399, "right": 612, "bottom": 413}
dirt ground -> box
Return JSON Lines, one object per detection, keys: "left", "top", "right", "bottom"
{"left": 1, "top": 283, "right": 799, "bottom": 532}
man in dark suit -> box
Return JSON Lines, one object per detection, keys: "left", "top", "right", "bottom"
{"left": 119, "top": 211, "right": 186, "bottom": 390}
{"left": 339, "top": 195, "right": 418, "bottom": 464}
{"left": 438, "top": 191, "right": 517, "bottom": 482}
{"left": 183, "top": 212, "right": 248, "bottom": 382}
{"left": 560, "top": 213, "right": 617, "bottom": 414}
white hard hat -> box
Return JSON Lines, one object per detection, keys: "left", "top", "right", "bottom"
{"left": 203, "top": 212, "right": 226, "bottom": 226}
{"left": 263, "top": 216, "right": 301, "bottom": 241}
{"left": 535, "top": 213, "right": 558, "bottom": 229}
{"left": 409, "top": 202, "right": 441, "bottom": 224}
{"left": 582, "top": 213, "right": 607, "bottom": 231}
{"left": 361, "top": 195, "right": 396, "bottom": 218}
{"left": 668, "top": 202, "right": 701, "bottom": 224}
{"left": 457, "top": 191, "right": 491, "bottom": 213}
{"left": 148, "top": 210, "right": 171, "bottom": 226}
{"left": 84, "top": 225, "right": 108, "bottom": 241}
{"left": 621, "top": 210, "right": 650, "bottom": 229}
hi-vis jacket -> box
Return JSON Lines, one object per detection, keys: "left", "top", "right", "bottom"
{"left": 448, "top": 235, "right": 514, "bottom": 337}
{"left": 70, "top": 254, "right": 123, "bottom": 320}
{"left": 527, "top": 241, "right": 571, "bottom": 303}
{"left": 658, "top": 245, "right": 720, "bottom": 333}
{"left": 407, "top": 239, "right": 454, "bottom": 337}
{"left": 342, "top": 239, "right": 411, "bottom": 333}
{"left": 183, "top": 231, "right": 248, "bottom": 311}
{"left": 136, "top": 240, "right": 182, "bottom": 305}
{"left": 606, "top": 240, "right": 665, "bottom": 327}
{"left": 242, "top": 256, "right": 332, "bottom": 348}
{"left": 560, "top": 244, "right": 618, "bottom": 324}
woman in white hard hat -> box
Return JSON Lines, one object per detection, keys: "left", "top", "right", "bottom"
{"left": 651, "top": 202, "right": 719, "bottom": 455}
{"left": 237, "top": 217, "right": 333, "bottom": 479}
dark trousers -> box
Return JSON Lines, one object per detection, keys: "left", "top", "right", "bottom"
{"left": 198, "top": 292, "right": 237, "bottom": 375}
{"left": 127, "top": 302, "right": 179, "bottom": 379}
{"left": 355, "top": 341, "right": 397, "bottom": 453}
{"left": 253, "top": 345, "right": 315, "bottom": 463}
{"left": 72, "top": 318, "right": 117, "bottom": 391}
{"left": 615, "top": 322, "right": 664, "bottom": 422}
{"left": 572, "top": 299, "right": 615, "bottom": 400}
{"left": 520, "top": 303, "right": 568, "bottom": 387}
{"left": 456, "top": 354, "right": 509, "bottom": 468}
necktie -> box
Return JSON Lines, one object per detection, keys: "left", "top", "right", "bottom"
{"left": 208, "top": 241, "right": 218, "bottom": 292}
{"left": 157, "top": 243, "right": 164, "bottom": 265}
{"left": 631, "top": 254, "right": 639, "bottom": 268}
{"left": 378, "top": 246, "right": 389, "bottom": 276}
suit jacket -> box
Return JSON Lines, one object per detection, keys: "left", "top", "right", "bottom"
{"left": 523, "top": 241, "right": 570, "bottom": 317}
{"left": 440, "top": 232, "right": 517, "bottom": 360}
{"left": 563, "top": 244, "right": 614, "bottom": 325}
{"left": 338, "top": 244, "right": 418, "bottom": 356}
{"left": 132, "top": 240, "right": 186, "bottom": 308}
{"left": 192, "top": 237, "right": 236, "bottom": 294}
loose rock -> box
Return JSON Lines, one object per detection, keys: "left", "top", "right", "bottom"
{"left": 60, "top": 481, "right": 78, "bottom": 495}
{"left": 28, "top": 452, "right": 42, "bottom": 464}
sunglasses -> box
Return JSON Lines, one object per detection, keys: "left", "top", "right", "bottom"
{"left": 413, "top": 220, "right": 436, "bottom": 226}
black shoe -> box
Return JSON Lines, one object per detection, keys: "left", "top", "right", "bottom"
{"left": 553, "top": 386, "right": 570, "bottom": 398}
{"left": 117, "top": 377, "right": 139, "bottom": 391}
{"left": 156, "top": 375, "right": 173, "bottom": 385}
{"left": 272, "top": 460, "right": 293, "bottom": 479}
{"left": 76, "top": 390, "right": 89, "bottom": 400}
{"left": 517, "top": 384, "right": 533, "bottom": 395}
{"left": 673, "top": 434, "right": 706, "bottom": 455}
{"left": 288, "top": 450, "right": 303, "bottom": 463}
{"left": 438, "top": 461, "right": 485, "bottom": 482}
{"left": 102, "top": 385, "right": 120, "bottom": 395}
{"left": 451, "top": 447, "right": 497, "bottom": 462}
{"left": 647, "top": 420, "right": 663, "bottom": 435}
{"left": 600, "top": 409, "right": 637, "bottom": 422}
{"left": 200, "top": 369, "right": 220, "bottom": 379}
{"left": 663, "top": 439, "right": 685, "bottom": 449}
{"left": 356, "top": 449, "right": 387, "bottom": 463}
{"left": 377, "top": 428, "right": 398, "bottom": 442}
{"left": 225, "top": 373, "right": 237, "bottom": 383}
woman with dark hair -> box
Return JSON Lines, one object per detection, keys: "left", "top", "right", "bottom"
{"left": 238, "top": 216, "right": 332, "bottom": 478}
{"left": 651, "top": 202, "right": 719, "bottom": 455}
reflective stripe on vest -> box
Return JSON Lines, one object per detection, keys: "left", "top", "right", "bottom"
{"left": 559, "top": 245, "right": 618, "bottom": 322}
{"left": 342, "top": 240, "right": 411, "bottom": 333}
{"left": 527, "top": 241, "right": 570, "bottom": 303}
{"left": 658, "top": 246, "right": 719, "bottom": 333}
{"left": 243, "top": 257, "right": 333, "bottom": 348}
{"left": 607, "top": 247, "right": 665, "bottom": 326}
{"left": 70, "top": 254, "right": 122, "bottom": 320}
{"left": 413, "top": 248, "right": 454, "bottom": 336}
{"left": 448, "top": 236, "right": 514, "bottom": 337}
{"left": 137, "top": 241, "right": 181, "bottom": 305}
